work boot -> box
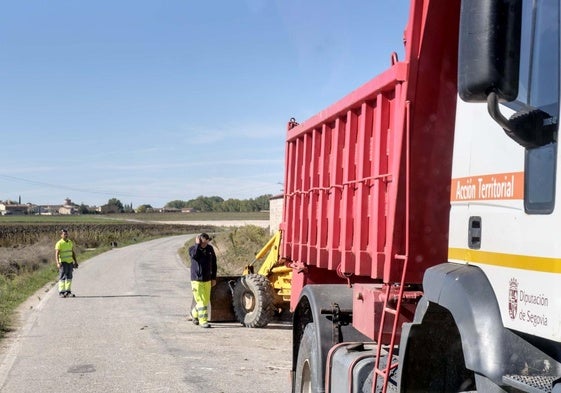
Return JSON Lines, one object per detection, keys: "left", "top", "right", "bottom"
{"left": 201, "top": 323, "right": 211, "bottom": 328}
{"left": 187, "top": 314, "right": 199, "bottom": 325}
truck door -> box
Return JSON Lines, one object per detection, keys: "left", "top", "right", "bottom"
{"left": 451, "top": 0, "right": 561, "bottom": 343}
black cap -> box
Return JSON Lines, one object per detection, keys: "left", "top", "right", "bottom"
{"left": 61, "top": 229, "right": 68, "bottom": 233}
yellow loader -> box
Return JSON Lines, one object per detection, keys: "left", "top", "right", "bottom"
{"left": 231, "top": 230, "right": 292, "bottom": 328}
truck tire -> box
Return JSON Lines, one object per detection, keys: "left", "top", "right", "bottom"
{"left": 233, "top": 274, "right": 275, "bottom": 328}
{"left": 294, "top": 323, "right": 322, "bottom": 393}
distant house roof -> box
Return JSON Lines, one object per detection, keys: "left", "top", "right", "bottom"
{"left": 0, "top": 203, "right": 29, "bottom": 215}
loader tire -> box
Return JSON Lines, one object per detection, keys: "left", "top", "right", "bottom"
{"left": 294, "top": 323, "right": 321, "bottom": 393}
{"left": 233, "top": 274, "right": 275, "bottom": 328}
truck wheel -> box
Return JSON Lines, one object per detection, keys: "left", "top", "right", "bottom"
{"left": 294, "top": 323, "right": 322, "bottom": 393}
{"left": 233, "top": 274, "right": 274, "bottom": 328}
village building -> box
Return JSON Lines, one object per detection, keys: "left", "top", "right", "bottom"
{"left": 58, "top": 197, "right": 78, "bottom": 215}
{"left": 268, "top": 194, "right": 283, "bottom": 235}
{"left": 0, "top": 201, "right": 30, "bottom": 215}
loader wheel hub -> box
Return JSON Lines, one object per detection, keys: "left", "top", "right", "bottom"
{"left": 242, "top": 292, "right": 255, "bottom": 311}
{"left": 233, "top": 274, "right": 275, "bottom": 328}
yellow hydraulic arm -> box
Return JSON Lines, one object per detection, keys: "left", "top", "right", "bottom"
{"left": 243, "top": 230, "right": 283, "bottom": 276}
{"left": 243, "top": 230, "right": 292, "bottom": 302}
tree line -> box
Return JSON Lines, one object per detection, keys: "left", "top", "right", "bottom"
{"left": 98, "top": 194, "right": 273, "bottom": 214}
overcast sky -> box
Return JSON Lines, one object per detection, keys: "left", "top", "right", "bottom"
{"left": 0, "top": 1, "right": 409, "bottom": 207}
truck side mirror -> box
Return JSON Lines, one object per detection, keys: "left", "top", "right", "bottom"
{"left": 458, "top": 0, "right": 522, "bottom": 102}
{"left": 458, "top": 0, "right": 554, "bottom": 149}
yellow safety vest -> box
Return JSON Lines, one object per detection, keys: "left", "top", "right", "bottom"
{"left": 56, "top": 239, "right": 74, "bottom": 263}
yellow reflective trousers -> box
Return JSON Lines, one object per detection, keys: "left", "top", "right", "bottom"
{"left": 190, "top": 280, "right": 211, "bottom": 324}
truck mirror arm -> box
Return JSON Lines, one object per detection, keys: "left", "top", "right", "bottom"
{"left": 487, "top": 92, "right": 556, "bottom": 149}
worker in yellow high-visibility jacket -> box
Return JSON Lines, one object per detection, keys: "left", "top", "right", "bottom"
{"left": 55, "top": 229, "right": 78, "bottom": 298}
{"left": 188, "top": 233, "right": 217, "bottom": 328}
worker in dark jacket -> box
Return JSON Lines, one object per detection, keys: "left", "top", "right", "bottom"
{"left": 188, "top": 233, "right": 217, "bottom": 328}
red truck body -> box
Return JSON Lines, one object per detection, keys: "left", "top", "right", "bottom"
{"left": 281, "top": 2, "right": 460, "bottom": 341}
{"left": 286, "top": 1, "right": 561, "bottom": 392}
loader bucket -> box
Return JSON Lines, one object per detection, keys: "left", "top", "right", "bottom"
{"left": 190, "top": 276, "right": 238, "bottom": 322}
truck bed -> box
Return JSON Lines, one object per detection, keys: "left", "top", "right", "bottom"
{"left": 280, "top": 3, "right": 459, "bottom": 291}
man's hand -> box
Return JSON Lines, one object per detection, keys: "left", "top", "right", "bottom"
{"left": 73, "top": 262, "right": 79, "bottom": 269}
{"left": 195, "top": 235, "right": 200, "bottom": 245}
{"left": 211, "top": 279, "right": 217, "bottom": 287}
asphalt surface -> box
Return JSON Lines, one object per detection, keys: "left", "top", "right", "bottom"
{"left": 0, "top": 235, "right": 292, "bottom": 393}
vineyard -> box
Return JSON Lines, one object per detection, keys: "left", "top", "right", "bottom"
{"left": 0, "top": 222, "right": 218, "bottom": 247}
{"left": 0, "top": 222, "right": 218, "bottom": 275}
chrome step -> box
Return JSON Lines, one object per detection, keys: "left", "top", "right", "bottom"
{"left": 503, "top": 374, "right": 557, "bottom": 393}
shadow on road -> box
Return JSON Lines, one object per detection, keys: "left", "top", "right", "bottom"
{"left": 208, "top": 322, "right": 293, "bottom": 331}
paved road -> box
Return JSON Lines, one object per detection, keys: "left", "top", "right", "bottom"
{"left": 0, "top": 235, "right": 292, "bottom": 393}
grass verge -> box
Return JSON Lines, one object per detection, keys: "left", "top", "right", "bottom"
{"left": 0, "top": 266, "right": 56, "bottom": 336}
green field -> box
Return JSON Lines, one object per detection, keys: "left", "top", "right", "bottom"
{"left": 0, "top": 214, "right": 126, "bottom": 224}
{"left": 119, "top": 211, "right": 269, "bottom": 221}
{"left": 0, "top": 211, "right": 269, "bottom": 223}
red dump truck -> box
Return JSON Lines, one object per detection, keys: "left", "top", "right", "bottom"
{"left": 284, "top": 0, "right": 561, "bottom": 392}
